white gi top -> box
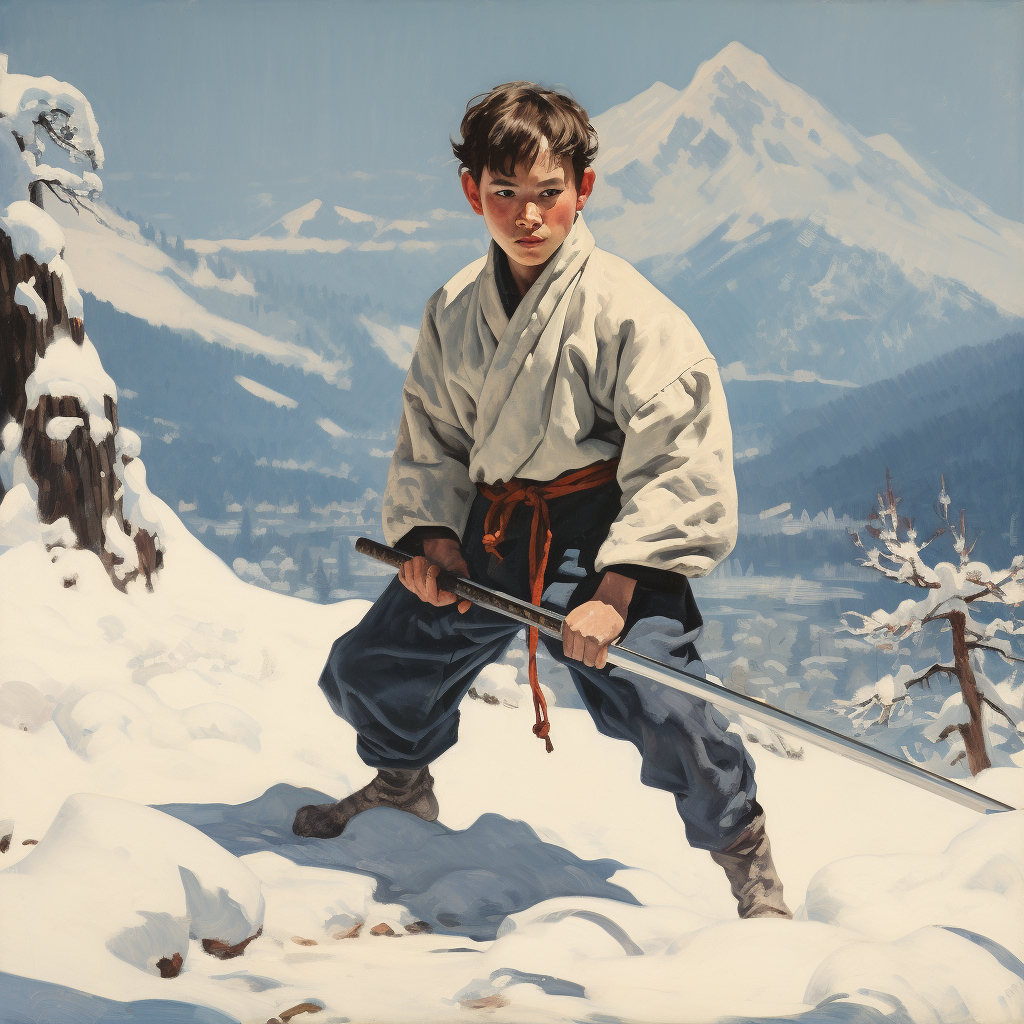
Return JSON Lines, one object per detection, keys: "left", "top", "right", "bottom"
{"left": 382, "top": 216, "right": 738, "bottom": 580}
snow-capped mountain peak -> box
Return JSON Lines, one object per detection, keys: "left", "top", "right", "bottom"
{"left": 589, "top": 42, "right": 1024, "bottom": 319}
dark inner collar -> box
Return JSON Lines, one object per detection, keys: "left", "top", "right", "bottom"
{"left": 494, "top": 247, "right": 522, "bottom": 321}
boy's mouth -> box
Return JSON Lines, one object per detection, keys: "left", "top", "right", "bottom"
{"left": 516, "top": 236, "right": 544, "bottom": 247}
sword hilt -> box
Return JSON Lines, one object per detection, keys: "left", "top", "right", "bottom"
{"left": 354, "top": 537, "right": 564, "bottom": 638}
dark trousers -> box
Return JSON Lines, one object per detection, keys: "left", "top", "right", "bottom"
{"left": 318, "top": 485, "right": 758, "bottom": 852}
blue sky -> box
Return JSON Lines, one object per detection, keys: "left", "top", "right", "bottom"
{"left": 2, "top": 0, "right": 1022, "bottom": 238}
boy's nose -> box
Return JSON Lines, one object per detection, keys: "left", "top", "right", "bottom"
{"left": 517, "top": 202, "right": 543, "bottom": 227}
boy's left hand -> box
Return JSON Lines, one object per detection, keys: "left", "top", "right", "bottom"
{"left": 562, "top": 571, "right": 636, "bottom": 669}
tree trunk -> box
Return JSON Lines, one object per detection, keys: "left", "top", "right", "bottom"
{"left": 948, "top": 610, "right": 992, "bottom": 775}
{"left": 0, "top": 227, "right": 160, "bottom": 588}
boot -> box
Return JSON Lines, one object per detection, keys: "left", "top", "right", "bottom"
{"left": 710, "top": 805, "right": 792, "bottom": 920}
{"left": 292, "top": 766, "right": 439, "bottom": 839}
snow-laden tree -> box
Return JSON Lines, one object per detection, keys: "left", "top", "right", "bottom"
{"left": 0, "top": 53, "right": 162, "bottom": 587}
{"left": 840, "top": 472, "right": 1024, "bottom": 774}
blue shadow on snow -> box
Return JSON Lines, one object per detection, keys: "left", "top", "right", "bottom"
{"left": 154, "top": 783, "right": 638, "bottom": 942}
{"left": 0, "top": 971, "right": 239, "bottom": 1024}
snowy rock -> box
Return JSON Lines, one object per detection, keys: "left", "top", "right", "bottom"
{"left": 14, "top": 276, "right": 47, "bottom": 320}
{"left": 0, "top": 794, "right": 264, "bottom": 983}
{"left": 0, "top": 421, "right": 22, "bottom": 491}
{"left": 240, "top": 852, "right": 375, "bottom": 946}
{"left": 24, "top": 331, "right": 116, "bottom": 422}
{"left": 0, "top": 679, "right": 54, "bottom": 732}
{"left": 0, "top": 482, "right": 76, "bottom": 551}
{"left": 45, "top": 415, "right": 84, "bottom": 441}
{"left": 116, "top": 456, "right": 164, "bottom": 542}
{"left": 49, "top": 253, "right": 84, "bottom": 318}
{"left": 805, "top": 925, "right": 1024, "bottom": 1023}
{"left": 804, "top": 808, "right": 1024, "bottom": 960}
{"left": 103, "top": 513, "right": 139, "bottom": 578}
{"left": 115, "top": 427, "right": 142, "bottom": 459}
{"left": 0, "top": 199, "right": 65, "bottom": 263}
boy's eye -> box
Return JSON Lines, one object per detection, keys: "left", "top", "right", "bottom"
{"left": 540, "top": 189, "right": 563, "bottom": 198}
{"left": 494, "top": 189, "right": 516, "bottom": 198}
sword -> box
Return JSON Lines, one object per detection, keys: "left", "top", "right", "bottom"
{"left": 355, "top": 538, "right": 1014, "bottom": 815}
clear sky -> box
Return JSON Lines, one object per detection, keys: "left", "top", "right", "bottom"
{"left": 2, "top": 0, "right": 1022, "bottom": 238}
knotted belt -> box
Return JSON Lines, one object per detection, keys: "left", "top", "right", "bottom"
{"left": 477, "top": 458, "right": 620, "bottom": 752}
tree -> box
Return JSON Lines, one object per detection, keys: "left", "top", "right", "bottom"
{"left": 0, "top": 54, "right": 161, "bottom": 587}
{"left": 840, "top": 471, "right": 1024, "bottom": 774}
{"left": 312, "top": 556, "right": 331, "bottom": 603}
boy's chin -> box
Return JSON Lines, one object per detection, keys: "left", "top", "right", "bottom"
{"left": 504, "top": 243, "right": 551, "bottom": 268}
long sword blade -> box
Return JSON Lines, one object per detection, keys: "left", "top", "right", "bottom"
{"left": 355, "top": 538, "right": 1014, "bottom": 814}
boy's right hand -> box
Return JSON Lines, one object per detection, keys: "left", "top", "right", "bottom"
{"left": 398, "top": 538, "right": 472, "bottom": 613}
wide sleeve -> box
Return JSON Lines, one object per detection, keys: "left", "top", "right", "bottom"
{"left": 595, "top": 356, "right": 738, "bottom": 578}
{"left": 381, "top": 299, "right": 477, "bottom": 546}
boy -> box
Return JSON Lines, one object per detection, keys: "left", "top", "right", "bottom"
{"left": 293, "top": 83, "right": 791, "bottom": 920}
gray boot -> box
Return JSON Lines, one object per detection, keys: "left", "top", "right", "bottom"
{"left": 710, "top": 805, "right": 792, "bottom": 920}
{"left": 292, "top": 766, "right": 439, "bottom": 839}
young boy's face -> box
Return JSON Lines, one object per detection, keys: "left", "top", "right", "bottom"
{"left": 462, "top": 147, "right": 596, "bottom": 292}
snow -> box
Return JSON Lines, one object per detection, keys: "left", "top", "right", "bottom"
{"left": 1, "top": 496, "right": 1022, "bottom": 1022}
{"left": 48, "top": 254, "right": 84, "bottom": 318}
{"left": 45, "top": 199, "right": 352, "bottom": 388}
{"left": 14, "top": 276, "right": 47, "bottom": 320}
{"left": 719, "top": 360, "right": 858, "bottom": 387}
{"left": 0, "top": 68, "right": 104, "bottom": 167}
{"left": 0, "top": 793, "right": 263, "bottom": 996}
{"left": 24, "top": 330, "right": 116, "bottom": 422}
{"left": 233, "top": 375, "right": 298, "bottom": 409}
{"left": 358, "top": 313, "right": 418, "bottom": 370}
{"left": 191, "top": 259, "right": 255, "bottom": 296}
{"left": 44, "top": 415, "right": 84, "bottom": 441}
{"left": 1, "top": 199, "right": 65, "bottom": 263}
{"left": 277, "top": 198, "right": 322, "bottom": 237}
{"left": 316, "top": 417, "right": 351, "bottom": 438}
{"left": 589, "top": 42, "right": 1024, "bottom": 319}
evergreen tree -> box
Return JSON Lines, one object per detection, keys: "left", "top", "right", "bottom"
{"left": 313, "top": 557, "right": 331, "bottom": 603}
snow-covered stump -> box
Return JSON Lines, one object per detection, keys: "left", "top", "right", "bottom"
{"left": 0, "top": 794, "right": 265, "bottom": 984}
{"left": 1, "top": 59, "right": 162, "bottom": 588}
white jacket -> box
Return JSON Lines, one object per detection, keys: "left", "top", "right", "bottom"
{"left": 382, "top": 217, "right": 737, "bottom": 579}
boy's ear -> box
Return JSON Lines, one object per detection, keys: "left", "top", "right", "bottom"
{"left": 575, "top": 167, "right": 596, "bottom": 211}
{"left": 462, "top": 171, "right": 484, "bottom": 216}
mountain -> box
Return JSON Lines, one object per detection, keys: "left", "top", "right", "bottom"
{"left": 589, "top": 42, "right": 1024, "bottom": 384}
{"left": 187, "top": 198, "right": 483, "bottom": 320}
{"left": 734, "top": 333, "right": 1024, "bottom": 567}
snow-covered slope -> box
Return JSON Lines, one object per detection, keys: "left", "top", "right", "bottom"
{"left": 590, "top": 42, "right": 1024, "bottom": 319}
{"left": 1, "top": 494, "right": 1022, "bottom": 1023}
{"left": 47, "top": 200, "right": 350, "bottom": 385}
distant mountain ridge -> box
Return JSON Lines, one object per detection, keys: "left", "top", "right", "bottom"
{"left": 589, "top": 43, "right": 1024, "bottom": 385}
{"left": 735, "top": 333, "right": 1023, "bottom": 565}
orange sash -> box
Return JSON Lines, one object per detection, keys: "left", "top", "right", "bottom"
{"left": 478, "top": 459, "right": 620, "bottom": 751}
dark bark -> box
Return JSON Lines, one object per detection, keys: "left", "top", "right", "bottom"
{"left": 947, "top": 610, "right": 992, "bottom": 775}
{"left": 1, "top": 224, "right": 161, "bottom": 589}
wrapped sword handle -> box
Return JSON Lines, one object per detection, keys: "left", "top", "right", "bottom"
{"left": 354, "top": 537, "right": 564, "bottom": 638}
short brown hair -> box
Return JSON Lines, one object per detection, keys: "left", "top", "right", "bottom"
{"left": 452, "top": 82, "right": 598, "bottom": 188}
